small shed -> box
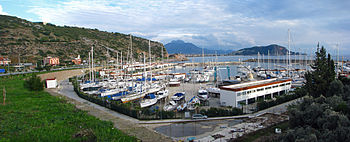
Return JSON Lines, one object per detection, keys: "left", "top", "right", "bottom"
{"left": 46, "top": 78, "right": 57, "bottom": 88}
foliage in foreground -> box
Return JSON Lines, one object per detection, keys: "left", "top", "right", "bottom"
{"left": 0, "top": 75, "right": 136, "bottom": 141}
{"left": 273, "top": 45, "right": 350, "bottom": 142}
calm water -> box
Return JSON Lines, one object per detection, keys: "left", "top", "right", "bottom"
{"left": 172, "top": 55, "right": 311, "bottom": 80}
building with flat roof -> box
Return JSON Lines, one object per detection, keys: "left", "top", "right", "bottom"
{"left": 219, "top": 78, "right": 292, "bottom": 108}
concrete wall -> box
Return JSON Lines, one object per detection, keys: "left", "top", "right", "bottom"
{"left": 39, "top": 67, "right": 101, "bottom": 82}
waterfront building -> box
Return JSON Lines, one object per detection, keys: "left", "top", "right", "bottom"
{"left": 219, "top": 78, "right": 292, "bottom": 108}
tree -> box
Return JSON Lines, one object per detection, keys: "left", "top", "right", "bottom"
{"left": 44, "top": 64, "right": 52, "bottom": 71}
{"left": 24, "top": 74, "right": 44, "bottom": 91}
{"left": 305, "top": 45, "right": 335, "bottom": 98}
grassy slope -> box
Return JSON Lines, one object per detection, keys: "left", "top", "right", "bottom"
{"left": 0, "top": 75, "right": 136, "bottom": 141}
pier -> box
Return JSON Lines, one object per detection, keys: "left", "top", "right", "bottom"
{"left": 181, "top": 61, "right": 244, "bottom": 66}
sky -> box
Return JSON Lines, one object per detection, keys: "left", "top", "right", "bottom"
{"left": 0, "top": 0, "right": 350, "bottom": 55}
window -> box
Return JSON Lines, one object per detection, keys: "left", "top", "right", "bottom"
{"left": 266, "top": 87, "right": 272, "bottom": 90}
{"left": 280, "top": 84, "right": 285, "bottom": 87}
{"left": 286, "top": 83, "right": 291, "bottom": 85}
{"left": 237, "top": 92, "right": 241, "bottom": 96}
{"left": 257, "top": 88, "right": 264, "bottom": 92}
{"left": 273, "top": 85, "right": 278, "bottom": 88}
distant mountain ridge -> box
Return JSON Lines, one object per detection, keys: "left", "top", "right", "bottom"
{"left": 230, "top": 44, "right": 302, "bottom": 55}
{"left": 164, "top": 40, "right": 232, "bottom": 55}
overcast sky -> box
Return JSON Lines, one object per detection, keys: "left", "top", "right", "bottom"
{"left": 1, "top": 0, "right": 349, "bottom": 55}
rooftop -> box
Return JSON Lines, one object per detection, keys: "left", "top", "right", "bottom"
{"left": 220, "top": 78, "right": 292, "bottom": 92}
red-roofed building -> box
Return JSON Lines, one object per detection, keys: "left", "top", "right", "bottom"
{"left": 0, "top": 57, "right": 11, "bottom": 65}
{"left": 43, "top": 56, "right": 60, "bottom": 66}
{"left": 72, "top": 55, "right": 81, "bottom": 65}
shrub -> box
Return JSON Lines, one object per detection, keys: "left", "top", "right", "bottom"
{"left": 24, "top": 74, "right": 44, "bottom": 91}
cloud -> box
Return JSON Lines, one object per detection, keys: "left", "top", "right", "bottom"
{"left": 17, "top": 0, "right": 350, "bottom": 53}
{"left": 0, "top": 5, "right": 9, "bottom": 15}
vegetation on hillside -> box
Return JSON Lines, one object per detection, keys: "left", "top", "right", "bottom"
{"left": 265, "top": 45, "right": 350, "bottom": 142}
{"left": 0, "top": 75, "right": 136, "bottom": 141}
{"left": 0, "top": 15, "right": 166, "bottom": 64}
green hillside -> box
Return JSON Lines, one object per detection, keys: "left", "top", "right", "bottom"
{"left": 0, "top": 15, "right": 166, "bottom": 64}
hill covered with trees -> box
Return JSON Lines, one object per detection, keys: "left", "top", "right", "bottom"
{"left": 0, "top": 15, "right": 166, "bottom": 64}
{"left": 230, "top": 44, "right": 302, "bottom": 55}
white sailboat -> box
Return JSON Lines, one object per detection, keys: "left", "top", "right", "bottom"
{"left": 156, "top": 89, "right": 169, "bottom": 100}
{"left": 140, "top": 93, "right": 158, "bottom": 108}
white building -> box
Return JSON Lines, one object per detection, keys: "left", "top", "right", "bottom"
{"left": 220, "top": 78, "right": 292, "bottom": 108}
{"left": 46, "top": 78, "right": 57, "bottom": 88}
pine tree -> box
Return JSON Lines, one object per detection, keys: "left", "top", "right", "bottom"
{"left": 305, "top": 45, "right": 335, "bottom": 97}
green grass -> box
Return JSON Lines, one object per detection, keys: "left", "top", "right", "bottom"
{"left": 234, "top": 121, "right": 289, "bottom": 142}
{"left": 0, "top": 75, "right": 137, "bottom": 142}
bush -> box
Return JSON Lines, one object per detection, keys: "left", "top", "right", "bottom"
{"left": 24, "top": 74, "right": 44, "bottom": 91}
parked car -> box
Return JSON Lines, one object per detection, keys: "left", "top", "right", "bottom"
{"left": 192, "top": 114, "right": 208, "bottom": 119}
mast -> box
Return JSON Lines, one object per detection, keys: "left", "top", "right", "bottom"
{"left": 161, "top": 46, "right": 164, "bottom": 65}
{"left": 268, "top": 50, "right": 270, "bottom": 71}
{"left": 337, "top": 44, "right": 339, "bottom": 77}
{"left": 202, "top": 47, "right": 204, "bottom": 67}
{"left": 149, "top": 40, "right": 152, "bottom": 84}
{"left": 130, "top": 34, "right": 133, "bottom": 64}
{"left": 130, "top": 34, "right": 134, "bottom": 92}
{"left": 91, "top": 46, "right": 94, "bottom": 82}
{"left": 288, "top": 29, "right": 291, "bottom": 77}
{"left": 257, "top": 52, "right": 260, "bottom": 67}
{"left": 143, "top": 52, "right": 146, "bottom": 91}
{"left": 88, "top": 52, "right": 91, "bottom": 81}
{"left": 116, "top": 51, "right": 119, "bottom": 70}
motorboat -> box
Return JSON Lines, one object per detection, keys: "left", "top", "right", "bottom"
{"left": 197, "top": 88, "right": 209, "bottom": 100}
{"left": 187, "top": 96, "right": 200, "bottom": 110}
{"left": 207, "top": 87, "right": 220, "bottom": 94}
{"left": 168, "top": 78, "right": 181, "bottom": 87}
{"left": 163, "top": 101, "right": 177, "bottom": 111}
{"left": 177, "top": 103, "right": 187, "bottom": 111}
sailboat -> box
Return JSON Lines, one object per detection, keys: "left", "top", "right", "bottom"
{"left": 140, "top": 93, "right": 158, "bottom": 108}
{"left": 156, "top": 89, "right": 169, "bottom": 100}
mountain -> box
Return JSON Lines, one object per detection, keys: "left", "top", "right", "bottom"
{"left": 0, "top": 15, "right": 165, "bottom": 64}
{"left": 230, "top": 44, "right": 302, "bottom": 55}
{"left": 164, "top": 40, "right": 232, "bottom": 55}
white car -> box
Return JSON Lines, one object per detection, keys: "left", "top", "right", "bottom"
{"left": 192, "top": 114, "right": 208, "bottom": 119}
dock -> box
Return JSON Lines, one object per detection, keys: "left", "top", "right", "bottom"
{"left": 181, "top": 61, "right": 244, "bottom": 66}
